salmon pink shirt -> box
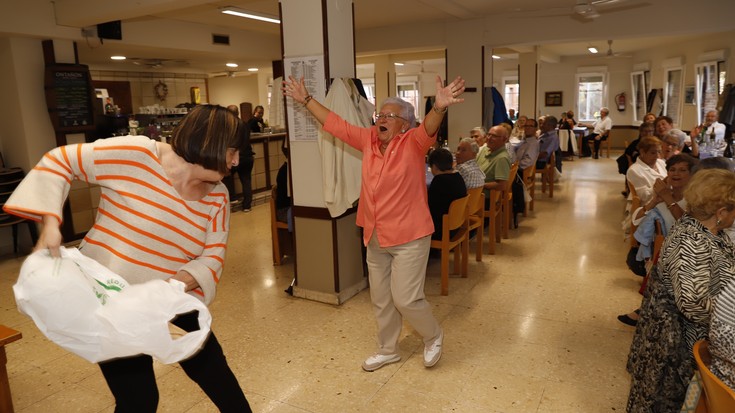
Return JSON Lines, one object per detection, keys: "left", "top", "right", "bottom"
{"left": 323, "top": 112, "right": 436, "bottom": 247}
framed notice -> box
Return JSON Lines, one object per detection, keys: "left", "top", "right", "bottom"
{"left": 284, "top": 55, "right": 326, "bottom": 141}
{"left": 545, "top": 91, "right": 563, "bottom": 107}
{"left": 44, "top": 64, "right": 96, "bottom": 132}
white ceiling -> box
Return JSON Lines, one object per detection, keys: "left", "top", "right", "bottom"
{"left": 44, "top": 0, "right": 735, "bottom": 75}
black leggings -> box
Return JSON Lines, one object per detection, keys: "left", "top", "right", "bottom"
{"left": 99, "top": 312, "right": 251, "bottom": 413}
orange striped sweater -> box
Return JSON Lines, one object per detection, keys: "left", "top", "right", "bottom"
{"left": 3, "top": 136, "right": 230, "bottom": 305}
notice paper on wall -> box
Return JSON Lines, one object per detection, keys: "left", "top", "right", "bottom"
{"left": 284, "top": 54, "right": 326, "bottom": 141}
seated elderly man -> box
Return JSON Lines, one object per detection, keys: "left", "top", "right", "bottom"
{"left": 427, "top": 148, "right": 467, "bottom": 240}
{"left": 455, "top": 138, "right": 486, "bottom": 189}
{"left": 691, "top": 110, "right": 729, "bottom": 156}
{"left": 479, "top": 125, "right": 512, "bottom": 209}
{"left": 581, "top": 107, "right": 612, "bottom": 159}
{"left": 515, "top": 118, "right": 540, "bottom": 171}
{"left": 511, "top": 118, "right": 540, "bottom": 219}
{"left": 536, "top": 115, "right": 560, "bottom": 172}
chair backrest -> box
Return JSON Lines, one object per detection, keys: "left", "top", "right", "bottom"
{"left": 522, "top": 163, "right": 536, "bottom": 183}
{"left": 506, "top": 162, "right": 519, "bottom": 193}
{"left": 694, "top": 339, "right": 735, "bottom": 412}
{"left": 445, "top": 195, "right": 470, "bottom": 232}
{"left": 628, "top": 180, "right": 638, "bottom": 199}
{"left": 467, "top": 187, "right": 483, "bottom": 217}
{"left": 653, "top": 220, "right": 665, "bottom": 260}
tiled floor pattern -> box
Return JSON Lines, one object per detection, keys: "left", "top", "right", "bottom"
{"left": 0, "top": 155, "right": 641, "bottom": 412}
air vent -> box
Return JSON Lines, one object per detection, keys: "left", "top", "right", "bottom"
{"left": 212, "top": 34, "right": 230, "bottom": 45}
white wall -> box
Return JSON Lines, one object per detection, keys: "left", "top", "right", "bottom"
{"left": 489, "top": 30, "right": 735, "bottom": 130}
{"left": 207, "top": 75, "right": 260, "bottom": 112}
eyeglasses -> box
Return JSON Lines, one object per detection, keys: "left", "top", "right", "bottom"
{"left": 375, "top": 113, "right": 406, "bottom": 121}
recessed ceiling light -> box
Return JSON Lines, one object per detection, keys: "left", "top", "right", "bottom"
{"left": 221, "top": 7, "right": 280, "bottom": 24}
{"left": 491, "top": 55, "right": 501, "bottom": 59}
{"left": 247, "top": 68, "right": 258, "bottom": 72}
{"left": 110, "top": 56, "right": 126, "bottom": 60}
{"left": 394, "top": 62, "right": 404, "bottom": 66}
{"left": 588, "top": 47, "right": 598, "bottom": 54}
{"left": 226, "top": 63, "right": 239, "bottom": 68}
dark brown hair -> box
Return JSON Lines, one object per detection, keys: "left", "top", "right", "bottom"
{"left": 169, "top": 105, "right": 242, "bottom": 174}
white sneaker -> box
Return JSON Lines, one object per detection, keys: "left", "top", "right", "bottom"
{"left": 362, "top": 353, "right": 400, "bottom": 372}
{"left": 424, "top": 330, "right": 443, "bottom": 368}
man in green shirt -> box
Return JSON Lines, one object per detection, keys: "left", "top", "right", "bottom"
{"left": 478, "top": 125, "right": 511, "bottom": 194}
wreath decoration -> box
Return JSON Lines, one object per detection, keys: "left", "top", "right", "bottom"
{"left": 154, "top": 80, "right": 168, "bottom": 102}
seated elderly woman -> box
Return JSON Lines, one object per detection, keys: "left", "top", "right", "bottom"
{"left": 709, "top": 277, "right": 735, "bottom": 390}
{"left": 661, "top": 129, "right": 688, "bottom": 160}
{"left": 626, "top": 168, "right": 735, "bottom": 412}
{"left": 618, "top": 154, "right": 699, "bottom": 327}
{"left": 626, "top": 136, "right": 667, "bottom": 203}
{"left": 427, "top": 148, "right": 467, "bottom": 240}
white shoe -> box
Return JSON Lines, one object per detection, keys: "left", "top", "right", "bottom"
{"left": 362, "top": 353, "right": 400, "bottom": 372}
{"left": 424, "top": 330, "right": 443, "bottom": 368}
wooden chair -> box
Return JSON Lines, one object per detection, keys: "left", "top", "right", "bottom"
{"left": 430, "top": 195, "right": 470, "bottom": 296}
{"left": 694, "top": 339, "right": 735, "bottom": 413}
{"left": 522, "top": 163, "right": 536, "bottom": 216}
{"left": 539, "top": 151, "right": 556, "bottom": 198}
{"left": 585, "top": 132, "right": 611, "bottom": 158}
{"left": 270, "top": 185, "right": 290, "bottom": 265}
{"left": 466, "top": 187, "right": 484, "bottom": 262}
{"left": 483, "top": 189, "right": 502, "bottom": 255}
{"left": 0, "top": 325, "right": 22, "bottom": 413}
{"left": 501, "top": 162, "right": 520, "bottom": 239}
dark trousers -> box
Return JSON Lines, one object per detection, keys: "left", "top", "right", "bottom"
{"left": 223, "top": 155, "right": 254, "bottom": 209}
{"left": 99, "top": 312, "right": 251, "bottom": 413}
{"left": 582, "top": 134, "right": 605, "bottom": 157}
{"left": 512, "top": 167, "right": 525, "bottom": 221}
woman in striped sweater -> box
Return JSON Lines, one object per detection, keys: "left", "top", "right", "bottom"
{"left": 3, "top": 104, "right": 251, "bottom": 412}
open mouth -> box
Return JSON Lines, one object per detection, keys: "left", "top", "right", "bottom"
{"left": 379, "top": 126, "right": 387, "bottom": 132}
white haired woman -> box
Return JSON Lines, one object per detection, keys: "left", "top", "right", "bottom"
{"left": 283, "top": 75, "right": 465, "bottom": 371}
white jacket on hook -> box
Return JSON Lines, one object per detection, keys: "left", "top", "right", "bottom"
{"left": 318, "top": 78, "right": 375, "bottom": 217}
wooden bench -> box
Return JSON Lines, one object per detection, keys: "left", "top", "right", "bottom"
{"left": 0, "top": 325, "right": 22, "bottom": 413}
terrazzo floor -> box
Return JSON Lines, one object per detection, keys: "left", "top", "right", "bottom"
{"left": 0, "top": 154, "right": 642, "bottom": 412}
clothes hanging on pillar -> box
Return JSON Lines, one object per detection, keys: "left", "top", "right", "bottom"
{"left": 425, "top": 96, "right": 448, "bottom": 144}
{"left": 318, "top": 78, "right": 375, "bottom": 217}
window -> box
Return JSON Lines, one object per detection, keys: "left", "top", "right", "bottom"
{"left": 695, "top": 61, "right": 726, "bottom": 124}
{"left": 503, "top": 77, "right": 519, "bottom": 115}
{"left": 630, "top": 71, "right": 649, "bottom": 123}
{"left": 663, "top": 67, "right": 683, "bottom": 126}
{"left": 576, "top": 73, "right": 606, "bottom": 121}
{"left": 396, "top": 76, "right": 420, "bottom": 121}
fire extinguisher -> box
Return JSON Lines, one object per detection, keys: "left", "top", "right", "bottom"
{"left": 615, "top": 92, "right": 626, "bottom": 112}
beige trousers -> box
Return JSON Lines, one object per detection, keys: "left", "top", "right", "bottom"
{"left": 366, "top": 233, "right": 441, "bottom": 355}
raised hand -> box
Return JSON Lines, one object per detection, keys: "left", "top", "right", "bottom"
{"left": 283, "top": 76, "right": 309, "bottom": 104}
{"left": 434, "top": 76, "right": 466, "bottom": 110}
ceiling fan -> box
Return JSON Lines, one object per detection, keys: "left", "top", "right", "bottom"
{"left": 571, "top": 0, "right": 647, "bottom": 20}
{"left": 513, "top": 0, "right": 648, "bottom": 21}
{"left": 127, "top": 57, "right": 189, "bottom": 69}
{"left": 598, "top": 39, "right": 633, "bottom": 58}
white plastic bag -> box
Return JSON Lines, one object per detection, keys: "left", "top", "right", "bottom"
{"left": 13, "top": 247, "right": 212, "bottom": 364}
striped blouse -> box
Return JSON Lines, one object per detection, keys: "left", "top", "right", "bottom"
{"left": 3, "top": 136, "right": 230, "bottom": 305}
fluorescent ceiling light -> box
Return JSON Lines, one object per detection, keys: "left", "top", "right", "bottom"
{"left": 226, "top": 63, "right": 238, "bottom": 68}
{"left": 588, "top": 47, "right": 598, "bottom": 54}
{"left": 110, "top": 56, "right": 126, "bottom": 60}
{"left": 491, "top": 55, "right": 501, "bottom": 59}
{"left": 394, "top": 62, "right": 404, "bottom": 66}
{"left": 221, "top": 7, "right": 280, "bottom": 24}
{"left": 248, "top": 68, "right": 258, "bottom": 72}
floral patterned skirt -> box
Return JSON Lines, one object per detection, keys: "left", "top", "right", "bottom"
{"left": 625, "top": 269, "right": 701, "bottom": 413}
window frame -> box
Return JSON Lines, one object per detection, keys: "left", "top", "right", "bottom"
{"left": 663, "top": 66, "right": 684, "bottom": 127}
{"left": 575, "top": 72, "right": 607, "bottom": 122}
